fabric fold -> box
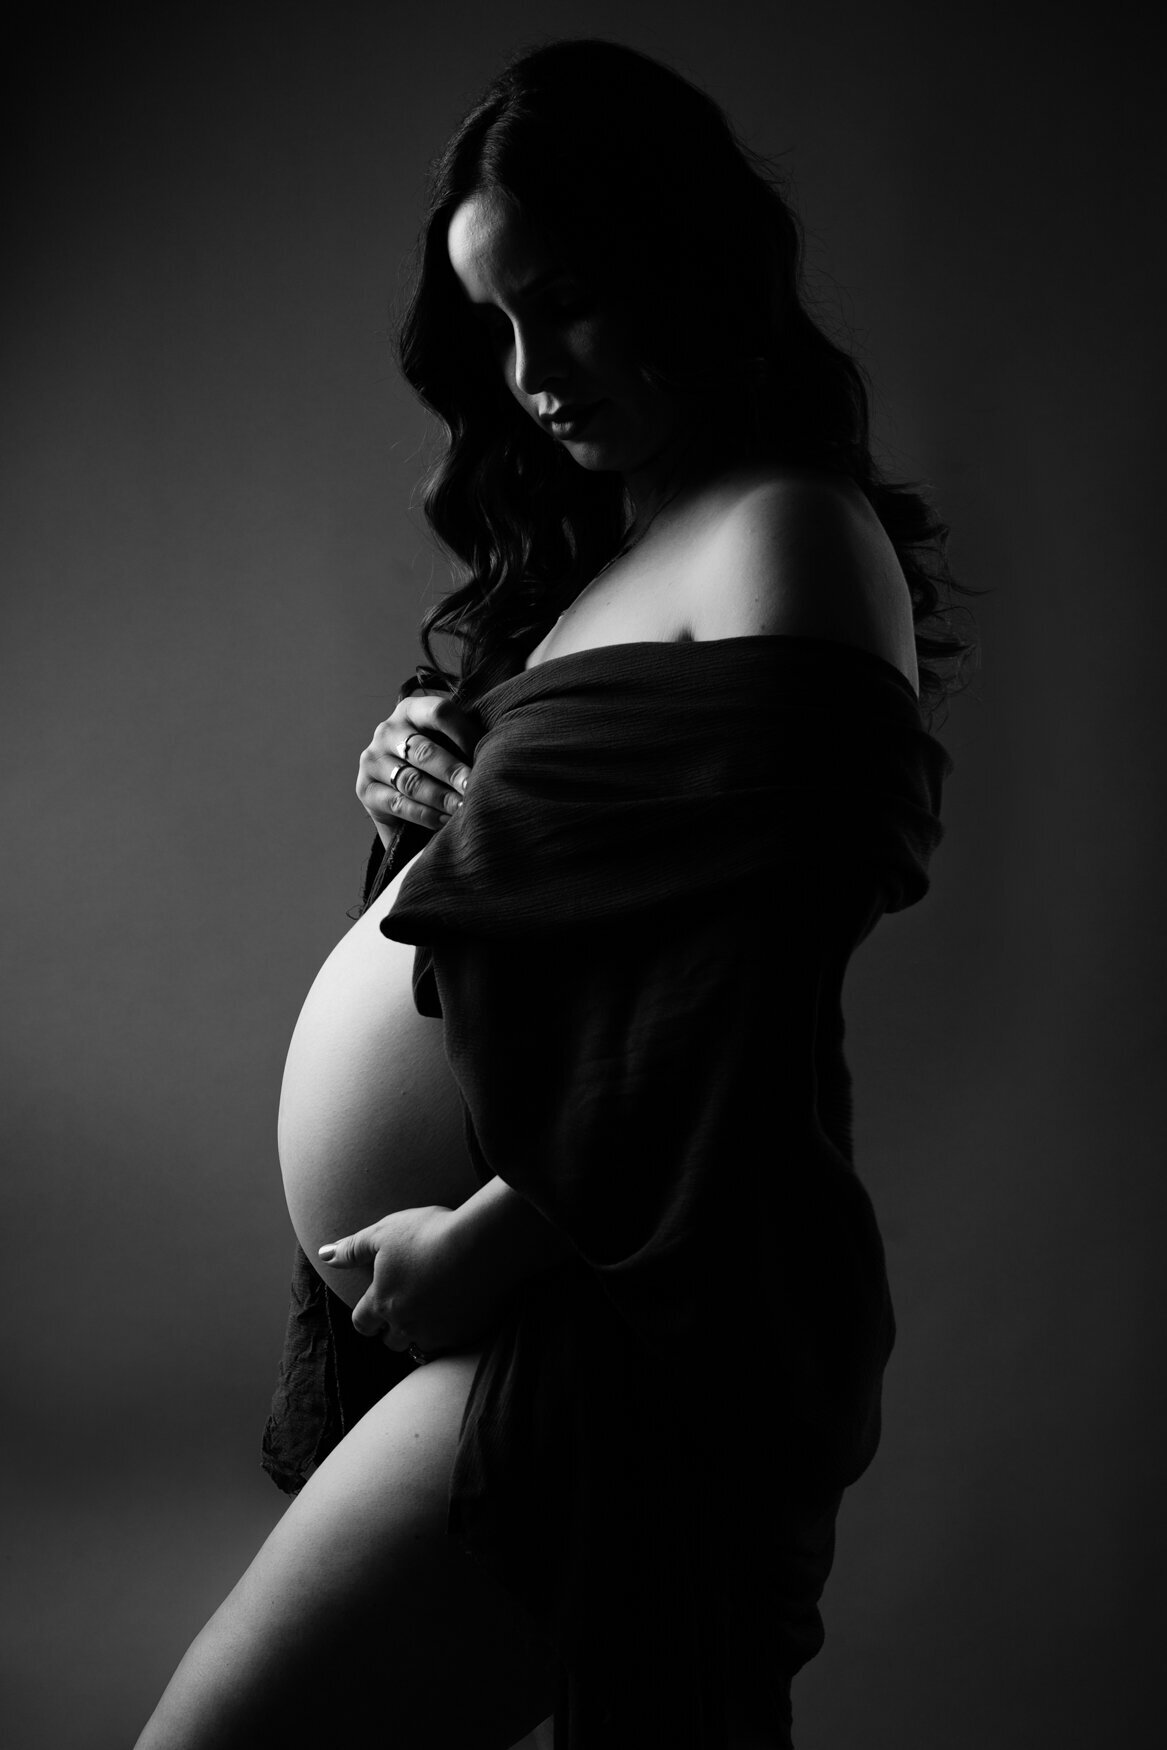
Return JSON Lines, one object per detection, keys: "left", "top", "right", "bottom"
{"left": 385, "top": 635, "right": 946, "bottom": 947}
{"left": 369, "top": 634, "right": 952, "bottom": 1748}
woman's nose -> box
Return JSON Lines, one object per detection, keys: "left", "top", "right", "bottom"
{"left": 512, "top": 320, "right": 564, "bottom": 398}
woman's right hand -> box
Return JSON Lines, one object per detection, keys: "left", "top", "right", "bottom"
{"left": 357, "top": 691, "right": 478, "bottom": 844}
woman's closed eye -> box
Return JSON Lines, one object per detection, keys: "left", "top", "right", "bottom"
{"left": 544, "top": 286, "right": 595, "bottom": 319}
{"left": 478, "top": 287, "right": 595, "bottom": 351}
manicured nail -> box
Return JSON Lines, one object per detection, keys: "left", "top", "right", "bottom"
{"left": 317, "top": 1243, "right": 336, "bottom": 1261}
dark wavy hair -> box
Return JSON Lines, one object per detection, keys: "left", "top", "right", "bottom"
{"left": 397, "top": 37, "right": 979, "bottom": 721}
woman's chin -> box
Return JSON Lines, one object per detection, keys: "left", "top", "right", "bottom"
{"left": 563, "top": 438, "right": 622, "bottom": 471}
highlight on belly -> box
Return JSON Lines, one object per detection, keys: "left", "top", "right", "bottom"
{"left": 277, "top": 866, "right": 478, "bottom": 1309}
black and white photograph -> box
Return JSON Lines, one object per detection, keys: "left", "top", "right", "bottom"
{"left": 3, "top": 3, "right": 1162, "bottom": 1746}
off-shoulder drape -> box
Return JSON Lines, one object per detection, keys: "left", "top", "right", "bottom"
{"left": 265, "top": 634, "right": 952, "bottom": 1750}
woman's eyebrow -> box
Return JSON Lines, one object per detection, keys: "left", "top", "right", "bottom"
{"left": 516, "top": 268, "right": 568, "bottom": 297}
{"left": 470, "top": 268, "right": 572, "bottom": 311}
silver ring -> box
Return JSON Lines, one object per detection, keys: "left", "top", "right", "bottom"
{"left": 399, "top": 731, "right": 419, "bottom": 765}
{"left": 407, "top": 1343, "right": 431, "bottom": 1366}
{"left": 388, "top": 761, "right": 407, "bottom": 790}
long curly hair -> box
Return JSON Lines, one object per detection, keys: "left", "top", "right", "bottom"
{"left": 397, "top": 37, "right": 979, "bottom": 721}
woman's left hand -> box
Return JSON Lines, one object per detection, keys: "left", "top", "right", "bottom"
{"left": 318, "top": 1205, "right": 503, "bottom": 1357}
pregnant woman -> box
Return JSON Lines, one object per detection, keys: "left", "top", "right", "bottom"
{"left": 137, "top": 38, "right": 974, "bottom": 1750}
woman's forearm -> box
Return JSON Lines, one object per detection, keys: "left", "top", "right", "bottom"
{"left": 448, "top": 1174, "right": 571, "bottom": 1293}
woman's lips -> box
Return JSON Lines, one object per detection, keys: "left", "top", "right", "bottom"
{"left": 544, "top": 401, "right": 605, "bottom": 438}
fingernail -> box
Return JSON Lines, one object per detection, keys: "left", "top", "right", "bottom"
{"left": 458, "top": 771, "right": 470, "bottom": 792}
{"left": 317, "top": 1244, "right": 336, "bottom": 1261}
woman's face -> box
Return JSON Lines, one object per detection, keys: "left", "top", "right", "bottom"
{"left": 446, "top": 189, "right": 684, "bottom": 483}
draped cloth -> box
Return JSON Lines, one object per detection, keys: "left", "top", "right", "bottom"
{"left": 263, "top": 634, "right": 953, "bottom": 1749}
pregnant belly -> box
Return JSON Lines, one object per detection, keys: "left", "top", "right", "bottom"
{"left": 278, "top": 856, "right": 479, "bottom": 1310}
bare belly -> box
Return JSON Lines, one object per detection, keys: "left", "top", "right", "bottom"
{"left": 278, "top": 855, "right": 478, "bottom": 1309}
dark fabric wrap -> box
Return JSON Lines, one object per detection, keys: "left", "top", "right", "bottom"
{"left": 263, "top": 634, "right": 952, "bottom": 1750}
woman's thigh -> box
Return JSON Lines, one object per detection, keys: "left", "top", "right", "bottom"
{"left": 135, "top": 1349, "right": 559, "bottom": 1750}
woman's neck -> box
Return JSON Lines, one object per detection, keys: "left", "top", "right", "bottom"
{"left": 622, "top": 428, "right": 761, "bottom": 545}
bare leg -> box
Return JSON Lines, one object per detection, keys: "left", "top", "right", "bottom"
{"left": 135, "top": 1350, "right": 558, "bottom": 1750}
{"left": 510, "top": 1721, "right": 556, "bottom": 1750}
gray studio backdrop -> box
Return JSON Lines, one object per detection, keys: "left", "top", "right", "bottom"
{"left": 3, "top": 2, "right": 1163, "bottom": 1745}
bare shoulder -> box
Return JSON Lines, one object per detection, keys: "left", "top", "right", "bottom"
{"left": 687, "top": 463, "right": 920, "bottom": 694}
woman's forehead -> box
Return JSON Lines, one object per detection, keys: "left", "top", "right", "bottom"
{"left": 446, "top": 191, "right": 558, "bottom": 304}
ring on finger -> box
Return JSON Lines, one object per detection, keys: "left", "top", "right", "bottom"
{"left": 399, "top": 731, "right": 419, "bottom": 765}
